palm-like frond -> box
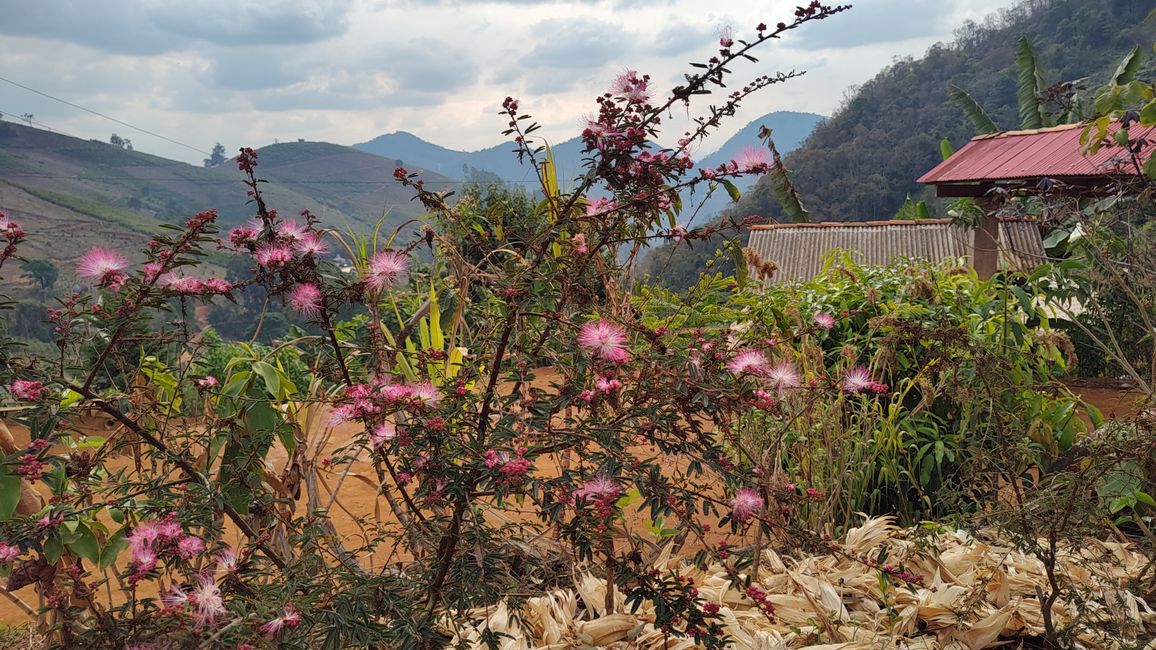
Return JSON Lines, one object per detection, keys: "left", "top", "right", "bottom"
{"left": 1112, "top": 46, "right": 1143, "bottom": 85}
{"left": 948, "top": 85, "right": 999, "bottom": 134}
{"left": 1015, "top": 35, "right": 1048, "bottom": 129}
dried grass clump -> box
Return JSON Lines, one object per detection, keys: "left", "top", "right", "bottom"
{"left": 445, "top": 517, "right": 1154, "bottom": 649}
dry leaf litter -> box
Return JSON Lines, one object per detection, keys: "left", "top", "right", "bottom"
{"left": 445, "top": 517, "right": 1154, "bottom": 649}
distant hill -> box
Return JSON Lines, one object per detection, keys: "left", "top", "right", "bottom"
{"left": 642, "top": 0, "right": 1156, "bottom": 291}
{"left": 353, "top": 110, "right": 824, "bottom": 210}
{"left": 0, "top": 123, "right": 456, "bottom": 275}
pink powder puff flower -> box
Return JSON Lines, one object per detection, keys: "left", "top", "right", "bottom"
{"left": 127, "top": 520, "right": 163, "bottom": 552}
{"left": 176, "top": 535, "right": 205, "bottom": 560}
{"left": 842, "top": 365, "right": 874, "bottom": 393}
{"left": 585, "top": 197, "right": 617, "bottom": 218}
{"left": 595, "top": 376, "right": 622, "bottom": 394}
{"left": 37, "top": 513, "right": 62, "bottom": 529}
{"left": 75, "top": 247, "right": 128, "bottom": 284}
{"left": 9, "top": 379, "right": 45, "bottom": 401}
{"left": 161, "top": 583, "right": 189, "bottom": 611}
{"left": 260, "top": 607, "right": 301, "bottom": 636}
{"left": 327, "top": 404, "right": 357, "bottom": 427}
{"left": 610, "top": 69, "right": 650, "bottom": 104}
{"left": 571, "top": 233, "right": 588, "bottom": 255}
{"left": 578, "top": 320, "right": 630, "bottom": 363}
{"left": 201, "top": 278, "right": 232, "bottom": 294}
{"left": 160, "top": 274, "right": 203, "bottom": 294}
{"left": 294, "top": 232, "right": 329, "bottom": 257}
{"left": 156, "top": 516, "right": 182, "bottom": 541}
{"left": 381, "top": 383, "right": 413, "bottom": 403}
{"left": 195, "top": 376, "right": 219, "bottom": 390}
{"left": 288, "top": 283, "right": 322, "bottom": 317}
{"left": 142, "top": 262, "right": 164, "bottom": 283}
{"left": 228, "top": 226, "right": 259, "bottom": 247}
{"left": 370, "top": 422, "right": 396, "bottom": 449}
{"left": 214, "top": 548, "right": 239, "bottom": 574}
{"left": 813, "top": 311, "right": 835, "bottom": 330}
{"left": 255, "top": 243, "right": 293, "bottom": 269}
{"left": 727, "top": 349, "right": 769, "bottom": 375}
{"left": 130, "top": 545, "right": 157, "bottom": 574}
{"left": 730, "top": 147, "right": 772, "bottom": 173}
{"left": 574, "top": 474, "right": 622, "bottom": 504}
{"left": 0, "top": 543, "right": 20, "bottom": 562}
{"left": 189, "top": 576, "right": 225, "bottom": 625}
{"left": 730, "top": 487, "right": 764, "bottom": 522}
{"left": 409, "top": 381, "right": 441, "bottom": 407}
{"left": 765, "top": 361, "right": 801, "bottom": 391}
{"left": 276, "top": 220, "right": 306, "bottom": 242}
{"left": 579, "top": 389, "right": 597, "bottom": 403}
{"left": 364, "top": 250, "right": 408, "bottom": 292}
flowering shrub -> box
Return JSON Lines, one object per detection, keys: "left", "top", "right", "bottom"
{"left": 0, "top": 4, "right": 1122, "bottom": 648}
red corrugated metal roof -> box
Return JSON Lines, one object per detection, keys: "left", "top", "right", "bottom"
{"left": 917, "top": 122, "right": 1156, "bottom": 185}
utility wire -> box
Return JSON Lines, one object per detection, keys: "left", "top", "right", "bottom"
{"left": 0, "top": 74, "right": 211, "bottom": 157}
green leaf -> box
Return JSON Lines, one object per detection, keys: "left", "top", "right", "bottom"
{"left": 0, "top": 472, "right": 21, "bottom": 521}
{"left": 948, "top": 85, "right": 999, "bottom": 134}
{"left": 939, "top": 137, "right": 955, "bottom": 161}
{"left": 66, "top": 522, "right": 101, "bottom": 565}
{"left": 719, "top": 179, "right": 741, "bottom": 203}
{"left": 1112, "top": 46, "right": 1143, "bottom": 86}
{"left": 1015, "top": 36, "right": 1047, "bottom": 130}
{"left": 766, "top": 145, "right": 809, "bottom": 223}
{"left": 43, "top": 537, "right": 63, "bottom": 564}
{"left": 1145, "top": 153, "right": 1156, "bottom": 181}
{"left": 99, "top": 529, "right": 128, "bottom": 570}
{"left": 729, "top": 240, "right": 748, "bottom": 288}
{"left": 251, "top": 361, "right": 280, "bottom": 398}
{"left": 1140, "top": 99, "right": 1156, "bottom": 126}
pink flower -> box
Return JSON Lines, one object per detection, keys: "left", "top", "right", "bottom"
{"left": 228, "top": 226, "right": 258, "bottom": 247}
{"left": 571, "top": 233, "right": 588, "bottom": 255}
{"left": 189, "top": 576, "right": 225, "bottom": 625}
{"left": 730, "top": 147, "right": 772, "bottom": 173}
{"left": 160, "top": 274, "right": 203, "bottom": 294}
{"left": 255, "top": 243, "right": 293, "bottom": 269}
{"left": 595, "top": 375, "right": 622, "bottom": 394}
{"left": 574, "top": 474, "right": 622, "bottom": 504}
{"left": 9, "top": 379, "right": 45, "bottom": 401}
{"left": 260, "top": 607, "right": 301, "bottom": 636}
{"left": 294, "top": 233, "right": 329, "bottom": 257}
{"left": 127, "top": 520, "right": 163, "bottom": 552}
{"left": 370, "top": 422, "right": 396, "bottom": 449}
{"left": 76, "top": 247, "right": 129, "bottom": 288}
{"left": 842, "top": 365, "right": 874, "bottom": 393}
{"left": 727, "top": 349, "right": 769, "bottom": 375}
{"left": 288, "top": 283, "right": 322, "bottom": 317}
{"left": 730, "top": 487, "right": 764, "bottom": 523}
{"left": 765, "top": 361, "right": 801, "bottom": 392}
{"left": 195, "top": 376, "right": 219, "bottom": 390}
{"left": 409, "top": 381, "right": 441, "bottom": 407}
{"left": 364, "top": 250, "right": 408, "bottom": 292}
{"left": 0, "top": 543, "right": 20, "bottom": 562}
{"left": 585, "top": 198, "right": 617, "bottom": 218}
{"left": 161, "top": 583, "right": 189, "bottom": 611}
{"left": 813, "top": 311, "right": 835, "bottom": 330}
{"left": 214, "top": 548, "right": 239, "bottom": 574}
{"left": 201, "top": 278, "right": 232, "bottom": 294}
{"left": 176, "top": 535, "right": 205, "bottom": 560}
{"left": 327, "top": 404, "right": 357, "bottom": 427}
{"left": 610, "top": 69, "right": 650, "bottom": 104}
{"left": 276, "top": 220, "right": 306, "bottom": 242}
{"left": 142, "top": 262, "right": 164, "bottom": 283}
{"left": 76, "top": 247, "right": 128, "bottom": 280}
{"left": 578, "top": 320, "right": 630, "bottom": 363}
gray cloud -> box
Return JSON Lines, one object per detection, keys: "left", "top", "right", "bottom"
{"left": 148, "top": 0, "right": 354, "bottom": 46}
{"left": 0, "top": 0, "right": 182, "bottom": 55}
{"left": 786, "top": 0, "right": 945, "bottom": 50}
{"left": 519, "top": 18, "right": 634, "bottom": 69}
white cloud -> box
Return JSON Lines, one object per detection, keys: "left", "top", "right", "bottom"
{"left": 0, "top": 0, "right": 1017, "bottom": 165}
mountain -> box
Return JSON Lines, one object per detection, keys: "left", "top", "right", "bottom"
{"left": 0, "top": 123, "right": 456, "bottom": 275}
{"left": 642, "top": 0, "right": 1156, "bottom": 291}
{"left": 353, "top": 110, "right": 824, "bottom": 205}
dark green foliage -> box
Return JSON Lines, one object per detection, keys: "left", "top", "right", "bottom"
{"left": 644, "top": 0, "right": 1155, "bottom": 292}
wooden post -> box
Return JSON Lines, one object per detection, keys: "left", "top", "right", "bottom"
{"left": 973, "top": 200, "right": 1000, "bottom": 279}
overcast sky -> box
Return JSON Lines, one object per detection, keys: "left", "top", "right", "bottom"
{"left": 0, "top": 0, "right": 1014, "bottom": 166}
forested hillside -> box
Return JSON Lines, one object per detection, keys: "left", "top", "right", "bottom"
{"left": 643, "top": 0, "right": 1156, "bottom": 290}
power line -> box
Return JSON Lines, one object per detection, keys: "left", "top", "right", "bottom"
{"left": 0, "top": 74, "right": 211, "bottom": 157}
{"left": 0, "top": 173, "right": 537, "bottom": 186}
{"left": 0, "top": 107, "right": 86, "bottom": 140}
